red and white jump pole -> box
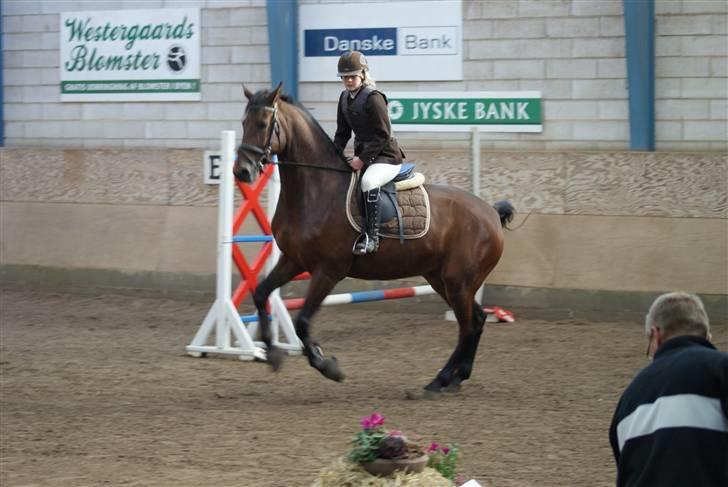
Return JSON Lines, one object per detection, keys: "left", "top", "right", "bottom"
{"left": 232, "top": 162, "right": 512, "bottom": 324}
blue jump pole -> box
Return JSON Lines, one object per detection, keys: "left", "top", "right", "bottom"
{"left": 231, "top": 235, "right": 274, "bottom": 243}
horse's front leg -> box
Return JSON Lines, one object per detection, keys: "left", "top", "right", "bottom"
{"left": 253, "top": 254, "right": 304, "bottom": 371}
{"left": 294, "top": 271, "right": 345, "bottom": 382}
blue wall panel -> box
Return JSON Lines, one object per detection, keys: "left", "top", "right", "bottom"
{"left": 623, "top": 0, "right": 655, "bottom": 151}
{"left": 1, "top": 0, "right": 4, "bottom": 146}
{"left": 266, "top": 0, "right": 298, "bottom": 100}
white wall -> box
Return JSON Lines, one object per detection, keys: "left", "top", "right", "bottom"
{"left": 2, "top": 0, "right": 726, "bottom": 150}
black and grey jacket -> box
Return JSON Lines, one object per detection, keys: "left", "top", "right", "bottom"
{"left": 333, "top": 85, "right": 404, "bottom": 167}
{"left": 609, "top": 335, "right": 728, "bottom": 487}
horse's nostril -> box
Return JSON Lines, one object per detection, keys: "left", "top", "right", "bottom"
{"left": 236, "top": 168, "right": 252, "bottom": 183}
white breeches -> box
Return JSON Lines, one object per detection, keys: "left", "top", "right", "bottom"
{"left": 361, "top": 163, "right": 402, "bottom": 192}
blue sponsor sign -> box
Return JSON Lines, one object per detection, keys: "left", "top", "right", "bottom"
{"left": 299, "top": 1, "right": 462, "bottom": 81}
{"left": 304, "top": 28, "right": 397, "bottom": 57}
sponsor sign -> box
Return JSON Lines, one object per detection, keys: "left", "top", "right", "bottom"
{"left": 60, "top": 8, "right": 200, "bottom": 101}
{"left": 305, "top": 28, "right": 397, "bottom": 57}
{"left": 388, "top": 92, "right": 543, "bottom": 132}
{"left": 299, "top": 1, "right": 462, "bottom": 81}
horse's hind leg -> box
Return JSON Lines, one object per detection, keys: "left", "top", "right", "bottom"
{"left": 448, "top": 263, "right": 499, "bottom": 390}
{"left": 422, "top": 272, "right": 476, "bottom": 394}
{"left": 455, "top": 258, "right": 501, "bottom": 386}
{"left": 252, "top": 254, "right": 304, "bottom": 370}
{"left": 449, "top": 302, "right": 487, "bottom": 389}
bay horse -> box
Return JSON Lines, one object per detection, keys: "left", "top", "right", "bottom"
{"left": 235, "top": 83, "right": 514, "bottom": 397}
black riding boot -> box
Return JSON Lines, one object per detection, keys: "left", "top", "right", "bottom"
{"left": 353, "top": 188, "right": 380, "bottom": 255}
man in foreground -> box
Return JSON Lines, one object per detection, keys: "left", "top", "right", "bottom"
{"left": 609, "top": 291, "right": 728, "bottom": 486}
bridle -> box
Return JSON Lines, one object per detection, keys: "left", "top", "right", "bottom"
{"left": 238, "top": 104, "right": 280, "bottom": 174}
{"left": 238, "top": 102, "right": 351, "bottom": 174}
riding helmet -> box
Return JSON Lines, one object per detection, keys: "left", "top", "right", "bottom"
{"left": 337, "top": 51, "right": 368, "bottom": 77}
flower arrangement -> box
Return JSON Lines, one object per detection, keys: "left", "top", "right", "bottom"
{"left": 347, "top": 412, "right": 461, "bottom": 482}
{"left": 348, "top": 412, "right": 422, "bottom": 463}
{"left": 427, "top": 442, "right": 460, "bottom": 482}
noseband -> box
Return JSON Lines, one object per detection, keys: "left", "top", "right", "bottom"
{"left": 239, "top": 104, "right": 279, "bottom": 172}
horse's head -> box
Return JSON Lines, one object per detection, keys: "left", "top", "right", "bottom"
{"left": 235, "top": 82, "right": 285, "bottom": 183}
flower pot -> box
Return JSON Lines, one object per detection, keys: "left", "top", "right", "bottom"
{"left": 360, "top": 454, "right": 428, "bottom": 476}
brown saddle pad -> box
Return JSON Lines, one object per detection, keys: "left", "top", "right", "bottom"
{"left": 345, "top": 173, "right": 431, "bottom": 239}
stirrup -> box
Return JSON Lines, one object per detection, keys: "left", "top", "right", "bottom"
{"left": 353, "top": 233, "right": 369, "bottom": 255}
{"left": 352, "top": 233, "right": 378, "bottom": 255}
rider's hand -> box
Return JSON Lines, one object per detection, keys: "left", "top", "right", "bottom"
{"left": 349, "top": 157, "right": 364, "bottom": 171}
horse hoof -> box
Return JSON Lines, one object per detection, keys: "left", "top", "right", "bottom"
{"left": 404, "top": 388, "right": 442, "bottom": 401}
{"left": 267, "top": 346, "right": 286, "bottom": 372}
{"left": 444, "top": 383, "right": 462, "bottom": 394}
{"left": 423, "top": 389, "right": 442, "bottom": 400}
{"left": 320, "top": 357, "right": 345, "bottom": 382}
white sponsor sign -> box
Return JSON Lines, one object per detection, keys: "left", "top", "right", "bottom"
{"left": 60, "top": 8, "right": 201, "bottom": 101}
{"left": 299, "top": 1, "right": 462, "bottom": 82}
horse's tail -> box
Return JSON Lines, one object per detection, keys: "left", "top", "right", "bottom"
{"left": 493, "top": 200, "right": 515, "bottom": 228}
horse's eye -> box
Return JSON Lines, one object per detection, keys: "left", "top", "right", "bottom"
{"left": 258, "top": 122, "right": 267, "bottom": 130}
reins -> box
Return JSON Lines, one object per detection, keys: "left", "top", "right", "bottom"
{"left": 274, "top": 159, "right": 352, "bottom": 173}
{"left": 239, "top": 97, "right": 352, "bottom": 175}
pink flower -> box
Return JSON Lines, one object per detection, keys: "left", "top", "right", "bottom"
{"left": 361, "top": 412, "right": 385, "bottom": 430}
{"left": 442, "top": 446, "right": 450, "bottom": 454}
{"left": 427, "top": 442, "right": 440, "bottom": 453}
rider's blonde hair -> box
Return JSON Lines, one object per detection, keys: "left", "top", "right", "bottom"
{"left": 361, "top": 69, "right": 376, "bottom": 88}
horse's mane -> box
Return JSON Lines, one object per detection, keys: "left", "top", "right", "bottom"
{"left": 247, "top": 89, "right": 348, "bottom": 164}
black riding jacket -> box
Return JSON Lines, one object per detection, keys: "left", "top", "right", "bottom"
{"left": 609, "top": 335, "right": 728, "bottom": 487}
{"left": 334, "top": 86, "right": 404, "bottom": 167}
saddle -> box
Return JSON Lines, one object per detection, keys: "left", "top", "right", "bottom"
{"left": 346, "top": 163, "right": 431, "bottom": 243}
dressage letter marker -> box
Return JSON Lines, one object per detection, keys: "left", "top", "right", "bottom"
{"left": 203, "top": 151, "right": 222, "bottom": 184}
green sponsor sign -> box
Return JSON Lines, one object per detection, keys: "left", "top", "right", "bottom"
{"left": 60, "top": 8, "right": 201, "bottom": 102}
{"left": 387, "top": 91, "right": 542, "bottom": 132}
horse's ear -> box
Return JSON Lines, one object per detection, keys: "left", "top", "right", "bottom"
{"left": 243, "top": 84, "right": 254, "bottom": 100}
{"left": 269, "top": 82, "right": 283, "bottom": 104}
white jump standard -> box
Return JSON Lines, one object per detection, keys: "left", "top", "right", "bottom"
{"left": 186, "top": 131, "right": 301, "bottom": 360}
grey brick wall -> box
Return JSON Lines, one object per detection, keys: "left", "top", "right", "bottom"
{"left": 2, "top": 0, "right": 268, "bottom": 149}
{"left": 655, "top": 0, "right": 727, "bottom": 150}
{"left": 1, "top": 0, "right": 726, "bottom": 150}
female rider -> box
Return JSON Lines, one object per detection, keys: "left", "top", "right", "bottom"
{"left": 333, "top": 50, "right": 405, "bottom": 255}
